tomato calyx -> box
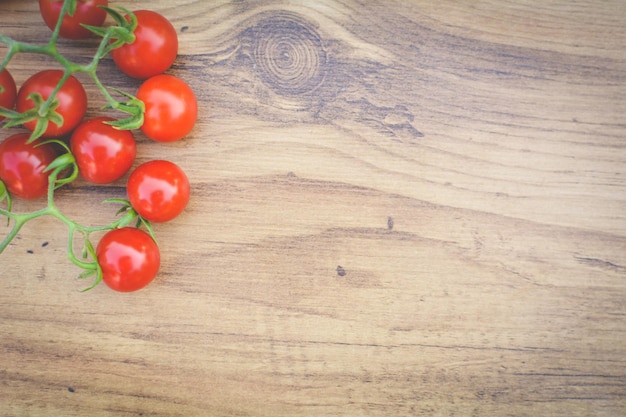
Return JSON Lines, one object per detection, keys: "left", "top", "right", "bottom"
{"left": 84, "top": 6, "right": 137, "bottom": 57}
{"left": 103, "top": 198, "right": 156, "bottom": 241}
{"left": 101, "top": 88, "right": 145, "bottom": 130}
{"left": 4, "top": 92, "right": 64, "bottom": 142}
{"left": 40, "top": 139, "right": 80, "bottom": 189}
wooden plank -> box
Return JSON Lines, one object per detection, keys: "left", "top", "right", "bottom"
{"left": 1, "top": 1, "right": 625, "bottom": 416}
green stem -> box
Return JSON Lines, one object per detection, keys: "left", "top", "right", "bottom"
{"left": 0, "top": 206, "right": 52, "bottom": 253}
{"left": 0, "top": 0, "right": 70, "bottom": 69}
{"left": 0, "top": 36, "right": 17, "bottom": 71}
{"left": 66, "top": 225, "right": 97, "bottom": 270}
{"left": 0, "top": 214, "right": 29, "bottom": 253}
{"left": 48, "top": 0, "right": 74, "bottom": 46}
{"left": 89, "top": 66, "right": 119, "bottom": 108}
{"left": 0, "top": 219, "right": 24, "bottom": 253}
{"left": 42, "top": 70, "right": 72, "bottom": 117}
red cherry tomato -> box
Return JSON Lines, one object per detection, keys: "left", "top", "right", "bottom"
{"left": 70, "top": 117, "right": 136, "bottom": 184}
{"left": 39, "top": 0, "right": 108, "bottom": 40}
{"left": 111, "top": 10, "right": 178, "bottom": 79}
{"left": 16, "top": 70, "right": 87, "bottom": 138}
{"left": 136, "top": 74, "right": 197, "bottom": 142}
{"left": 0, "top": 132, "right": 58, "bottom": 200}
{"left": 0, "top": 68, "right": 17, "bottom": 121}
{"left": 127, "top": 160, "right": 190, "bottom": 223}
{"left": 96, "top": 227, "right": 160, "bottom": 292}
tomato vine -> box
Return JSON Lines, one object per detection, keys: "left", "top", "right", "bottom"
{"left": 0, "top": 0, "right": 195, "bottom": 292}
{"left": 0, "top": 142, "right": 148, "bottom": 289}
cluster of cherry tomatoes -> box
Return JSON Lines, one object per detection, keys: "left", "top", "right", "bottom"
{"left": 0, "top": 1, "right": 198, "bottom": 292}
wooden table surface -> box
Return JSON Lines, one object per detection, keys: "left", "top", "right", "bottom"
{"left": 1, "top": 1, "right": 625, "bottom": 416}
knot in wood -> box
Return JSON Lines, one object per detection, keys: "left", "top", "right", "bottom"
{"left": 248, "top": 12, "right": 327, "bottom": 96}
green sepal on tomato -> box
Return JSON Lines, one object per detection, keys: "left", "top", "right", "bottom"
{"left": 0, "top": 179, "right": 10, "bottom": 210}
{"left": 15, "top": 69, "right": 87, "bottom": 138}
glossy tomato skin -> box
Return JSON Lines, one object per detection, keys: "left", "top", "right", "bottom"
{"left": 96, "top": 227, "right": 160, "bottom": 292}
{"left": 39, "top": 0, "right": 108, "bottom": 40}
{"left": 127, "top": 160, "right": 190, "bottom": 223}
{"left": 0, "top": 68, "right": 17, "bottom": 121}
{"left": 16, "top": 70, "right": 87, "bottom": 138}
{"left": 111, "top": 10, "right": 178, "bottom": 79}
{"left": 70, "top": 117, "right": 136, "bottom": 184}
{"left": 137, "top": 74, "right": 197, "bottom": 142}
{"left": 0, "top": 132, "right": 58, "bottom": 200}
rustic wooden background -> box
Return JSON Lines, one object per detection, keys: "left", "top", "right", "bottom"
{"left": 1, "top": 1, "right": 625, "bottom": 416}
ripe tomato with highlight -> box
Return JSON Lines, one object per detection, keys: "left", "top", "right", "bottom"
{"left": 0, "top": 68, "right": 17, "bottom": 121}
{"left": 127, "top": 160, "right": 190, "bottom": 223}
{"left": 0, "top": 133, "right": 58, "bottom": 200}
{"left": 96, "top": 227, "right": 160, "bottom": 292}
{"left": 136, "top": 74, "right": 197, "bottom": 142}
{"left": 111, "top": 10, "right": 178, "bottom": 79}
{"left": 70, "top": 117, "right": 136, "bottom": 184}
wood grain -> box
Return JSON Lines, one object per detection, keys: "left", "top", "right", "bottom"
{"left": 1, "top": 1, "right": 625, "bottom": 416}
